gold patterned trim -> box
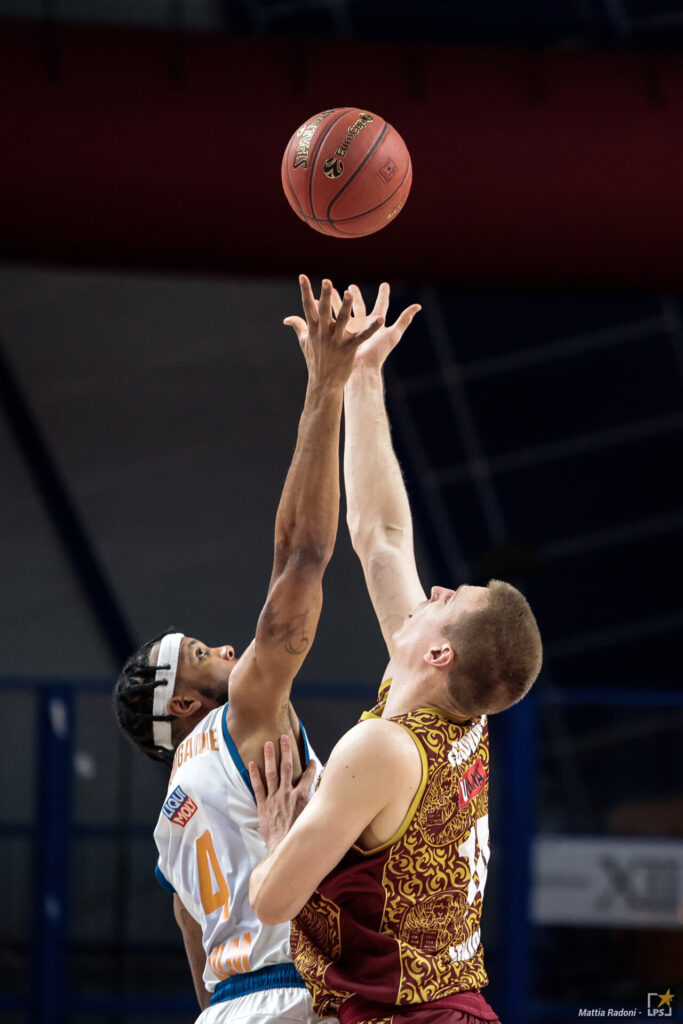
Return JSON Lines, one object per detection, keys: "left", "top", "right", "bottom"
{"left": 419, "top": 705, "right": 476, "bottom": 726}
{"left": 360, "top": 708, "right": 382, "bottom": 722}
{"left": 377, "top": 675, "right": 393, "bottom": 703}
{"left": 351, "top": 721, "right": 429, "bottom": 857}
{"left": 362, "top": 700, "right": 475, "bottom": 730}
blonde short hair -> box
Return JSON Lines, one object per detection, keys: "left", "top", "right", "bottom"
{"left": 443, "top": 579, "right": 542, "bottom": 716}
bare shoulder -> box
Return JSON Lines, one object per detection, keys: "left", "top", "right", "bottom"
{"left": 320, "top": 717, "right": 424, "bottom": 851}
{"left": 325, "top": 716, "right": 422, "bottom": 782}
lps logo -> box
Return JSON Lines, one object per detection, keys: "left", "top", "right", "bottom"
{"left": 647, "top": 989, "right": 674, "bottom": 1017}
{"left": 163, "top": 785, "right": 198, "bottom": 827}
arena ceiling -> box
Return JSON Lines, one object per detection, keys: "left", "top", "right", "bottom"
{"left": 1, "top": 1, "right": 681, "bottom": 719}
{"left": 4, "top": 0, "right": 683, "bottom": 46}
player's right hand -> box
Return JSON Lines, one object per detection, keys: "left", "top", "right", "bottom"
{"left": 334, "top": 282, "right": 421, "bottom": 372}
{"left": 284, "top": 274, "right": 385, "bottom": 388}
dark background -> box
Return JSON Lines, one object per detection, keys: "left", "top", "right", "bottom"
{"left": 1, "top": 2, "right": 681, "bottom": 1022}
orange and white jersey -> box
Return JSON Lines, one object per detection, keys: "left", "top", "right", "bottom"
{"left": 154, "top": 703, "right": 318, "bottom": 994}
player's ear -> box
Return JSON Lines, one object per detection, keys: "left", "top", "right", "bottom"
{"left": 424, "top": 643, "right": 455, "bottom": 669}
{"left": 168, "top": 693, "right": 203, "bottom": 719}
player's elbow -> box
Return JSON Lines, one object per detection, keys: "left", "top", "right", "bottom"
{"left": 273, "top": 540, "right": 332, "bottom": 578}
{"left": 250, "top": 881, "right": 295, "bottom": 926}
{"left": 253, "top": 900, "right": 289, "bottom": 927}
{"left": 249, "top": 859, "right": 307, "bottom": 925}
{"left": 348, "top": 518, "right": 407, "bottom": 557}
{"left": 292, "top": 541, "right": 333, "bottom": 570}
{"left": 346, "top": 509, "right": 370, "bottom": 550}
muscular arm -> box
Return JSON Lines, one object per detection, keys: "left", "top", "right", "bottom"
{"left": 254, "top": 373, "right": 344, "bottom": 661}
{"left": 228, "top": 277, "right": 382, "bottom": 735}
{"left": 343, "top": 288, "right": 426, "bottom": 656}
{"left": 249, "top": 718, "right": 422, "bottom": 924}
{"left": 173, "top": 894, "right": 211, "bottom": 1011}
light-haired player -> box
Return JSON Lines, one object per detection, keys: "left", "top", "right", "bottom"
{"left": 249, "top": 285, "right": 543, "bottom": 1024}
{"left": 113, "top": 276, "right": 383, "bottom": 1023}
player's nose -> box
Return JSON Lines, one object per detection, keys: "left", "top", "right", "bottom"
{"left": 216, "top": 645, "right": 235, "bottom": 660}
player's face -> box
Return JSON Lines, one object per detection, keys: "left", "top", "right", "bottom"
{"left": 176, "top": 636, "right": 235, "bottom": 706}
{"left": 395, "top": 584, "right": 489, "bottom": 650}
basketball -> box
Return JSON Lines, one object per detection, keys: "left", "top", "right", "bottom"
{"left": 281, "top": 107, "right": 412, "bottom": 238}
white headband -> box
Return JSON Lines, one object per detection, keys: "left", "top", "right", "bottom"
{"left": 152, "top": 632, "right": 184, "bottom": 751}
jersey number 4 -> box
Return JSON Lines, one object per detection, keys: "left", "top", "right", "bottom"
{"left": 197, "top": 829, "right": 231, "bottom": 921}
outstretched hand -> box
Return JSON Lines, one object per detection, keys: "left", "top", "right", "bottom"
{"left": 285, "top": 275, "right": 385, "bottom": 388}
{"left": 248, "top": 735, "right": 317, "bottom": 852}
{"left": 332, "top": 282, "right": 421, "bottom": 371}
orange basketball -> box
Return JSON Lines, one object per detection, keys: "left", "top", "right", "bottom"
{"left": 281, "top": 107, "right": 412, "bottom": 238}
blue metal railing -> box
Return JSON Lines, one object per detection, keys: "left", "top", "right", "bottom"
{"left": 31, "top": 688, "right": 74, "bottom": 1023}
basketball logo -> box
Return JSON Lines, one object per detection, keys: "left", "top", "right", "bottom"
{"left": 323, "top": 157, "right": 344, "bottom": 180}
{"left": 378, "top": 158, "right": 398, "bottom": 184}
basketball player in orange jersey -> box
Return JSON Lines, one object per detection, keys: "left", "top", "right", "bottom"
{"left": 249, "top": 283, "right": 543, "bottom": 1024}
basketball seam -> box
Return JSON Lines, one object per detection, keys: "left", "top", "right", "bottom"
{"left": 326, "top": 157, "right": 412, "bottom": 227}
{"left": 283, "top": 131, "right": 307, "bottom": 222}
{"left": 325, "top": 120, "right": 389, "bottom": 222}
{"left": 284, "top": 174, "right": 306, "bottom": 222}
{"left": 306, "top": 109, "right": 353, "bottom": 221}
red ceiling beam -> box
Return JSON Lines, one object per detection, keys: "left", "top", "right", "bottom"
{"left": 3, "top": 19, "right": 683, "bottom": 287}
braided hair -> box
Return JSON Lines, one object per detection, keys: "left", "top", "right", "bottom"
{"left": 113, "top": 627, "right": 178, "bottom": 768}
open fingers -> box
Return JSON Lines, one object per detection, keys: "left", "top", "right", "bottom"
{"left": 354, "top": 314, "right": 386, "bottom": 344}
{"left": 280, "top": 311, "right": 307, "bottom": 352}
{"left": 331, "top": 288, "right": 343, "bottom": 318}
{"left": 278, "top": 734, "right": 294, "bottom": 791}
{"left": 318, "top": 278, "right": 333, "bottom": 322}
{"left": 392, "top": 303, "right": 422, "bottom": 337}
{"left": 299, "top": 274, "right": 318, "bottom": 323}
{"left": 372, "top": 282, "right": 391, "bottom": 320}
{"left": 283, "top": 315, "right": 307, "bottom": 345}
{"left": 335, "top": 289, "right": 354, "bottom": 333}
{"left": 349, "top": 284, "right": 366, "bottom": 319}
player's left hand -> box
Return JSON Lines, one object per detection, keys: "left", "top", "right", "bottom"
{"left": 248, "top": 735, "right": 317, "bottom": 852}
{"left": 332, "top": 282, "right": 421, "bottom": 371}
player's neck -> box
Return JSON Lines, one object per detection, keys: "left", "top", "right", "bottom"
{"left": 381, "top": 667, "right": 472, "bottom": 723}
{"left": 381, "top": 666, "right": 432, "bottom": 718}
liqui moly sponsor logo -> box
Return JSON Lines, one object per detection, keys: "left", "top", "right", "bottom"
{"left": 163, "top": 785, "right": 198, "bottom": 827}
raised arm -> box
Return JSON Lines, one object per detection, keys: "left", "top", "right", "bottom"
{"left": 228, "top": 276, "right": 383, "bottom": 727}
{"left": 343, "top": 284, "right": 426, "bottom": 655}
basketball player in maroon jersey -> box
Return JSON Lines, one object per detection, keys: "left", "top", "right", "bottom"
{"left": 248, "top": 283, "right": 543, "bottom": 1024}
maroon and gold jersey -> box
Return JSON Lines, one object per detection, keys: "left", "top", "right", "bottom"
{"left": 291, "top": 685, "right": 491, "bottom": 1017}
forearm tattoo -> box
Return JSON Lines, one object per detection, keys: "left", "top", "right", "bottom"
{"left": 263, "top": 610, "right": 310, "bottom": 655}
